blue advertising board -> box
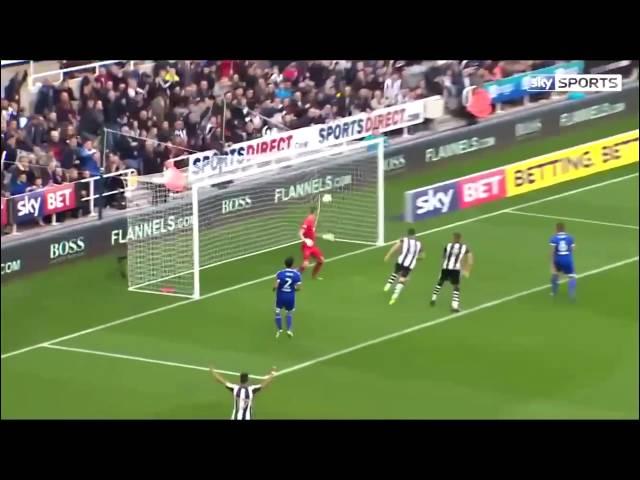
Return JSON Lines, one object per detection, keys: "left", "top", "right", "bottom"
{"left": 404, "top": 180, "right": 460, "bottom": 222}
{"left": 11, "top": 190, "right": 45, "bottom": 224}
{"left": 483, "top": 61, "right": 585, "bottom": 103}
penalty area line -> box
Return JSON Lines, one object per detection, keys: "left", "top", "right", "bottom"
{"left": 42, "top": 344, "right": 267, "bottom": 379}
{"left": 274, "top": 256, "right": 639, "bottom": 378}
{"left": 1, "top": 171, "right": 636, "bottom": 360}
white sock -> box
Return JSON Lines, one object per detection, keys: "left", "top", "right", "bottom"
{"left": 392, "top": 283, "right": 404, "bottom": 299}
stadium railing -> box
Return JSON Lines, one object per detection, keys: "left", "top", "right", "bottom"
{"left": 23, "top": 61, "right": 156, "bottom": 115}
{"left": 27, "top": 61, "right": 152, "bottom": 89}
{"left": 2, "top": 168, "right": 137, "bottom": 235}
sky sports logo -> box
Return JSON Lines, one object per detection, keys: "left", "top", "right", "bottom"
{"left": 527, "top": 74, "right": 622, "bottom": 92}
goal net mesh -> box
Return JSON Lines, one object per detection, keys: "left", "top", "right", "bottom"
{"left": 125, "top": 140, "right": 383, "bottom": 298}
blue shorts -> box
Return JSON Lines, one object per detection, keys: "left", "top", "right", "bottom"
{"left": 275, "top": 294, "right": 296, "bottom": 312}
{"left": 554, "top": 259, "right": 575, "bottom": 276}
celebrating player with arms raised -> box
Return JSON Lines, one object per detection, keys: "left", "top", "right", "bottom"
{"left": 298, "top": 206, "right": 325, "bottom": 279}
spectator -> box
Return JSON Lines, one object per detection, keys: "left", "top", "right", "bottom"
{"left": 56, "top": 92, "right": 76, "bottom": 125}
{"left": 10, "top": 171, "right": 29, "bottom": 196}
{"left": 55, "top": 79, "right": 77, "bottom": 105}
{"left": 157, "top": 121, "right": 171, "bottom": 143}
{"left": 45, "top": 111, "right": 58, "bottom": 131}
{"left": 78, "top": 139, "right": 101, "bottom": 176}
{"left": 370, "top": 90, "right": 388, "bottom": 110}
{"left": 174, "top": 120, "right": 187, "bottom": 141}
{"left": 26, "top": 176, "right": 44, "bottom": 193}
{"left": 4, "top": 71, "right": 27, "bottom": 104}
{"left": 95, "top": 66, "right": 110, "bottom": 88}
{"left": 5, "top": 119, "right": 19, "bottom": 140}
{"left": 114, "top": 126, "right": 141, "bottom": 170}
{"left": 47, "top": 129, "right": 64, "bottom": 163}
{"left": 15, "top": 129, "right": 34, "bottom": 152}
{"left": 383, "top": 72, "right": 402, "bottom": 105}
{"left": 104, "top": 152, "right": 126, "bottom": 209}
{"left": 24, "top": 115, "right": 47, "bottom": 147}
{"left": 2, "top": 134, "right": 18, "bottom": 170}
{"left": 42, "top": 160, "right": 63, "bottom": 186}
{"left": 78, "top": 98, "right": 105, "bottom": 140}
{"left": 34, "top": 79, "right": 56, "bottom": 115}
{"left": 142, "top": 140, "right": 163, "bottom": 175}
{"left": 65, "top": 167, "right": 79, "bottom": 183}
{"left": 150, "top": 93, "right": 167, "bottom": 124}
{"left": 137, "top": 109, "right": 153, "bottom": 133}
{"left": 61, "top": 136, "right": 80, "bottom": 169}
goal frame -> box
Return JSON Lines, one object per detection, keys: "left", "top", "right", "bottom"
{"left": 128, "top": 138, "right": 385, "bottom": 299}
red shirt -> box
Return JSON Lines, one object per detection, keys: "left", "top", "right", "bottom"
{"left": 301, "top": 214, "right": 316, "bottom": 242}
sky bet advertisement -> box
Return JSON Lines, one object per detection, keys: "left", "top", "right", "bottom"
{"left": 404, "top": 129, "right": 639, "bottom": 222}
{"left": 404, "top": 169, "right": 506, "bottom": 222}
{"left": 10, "top": 184, "right": 77, "bottom": 224}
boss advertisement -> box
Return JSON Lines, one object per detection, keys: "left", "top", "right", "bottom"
{"left": 2, "top": 84, "right": 637, "bottom": 281}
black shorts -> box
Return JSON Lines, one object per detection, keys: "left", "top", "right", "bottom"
{"left": 394, "top": 263, "right": 412, "bottom": 278}
{"left": 439, "top": 269, "right": 461, "bottom": 285}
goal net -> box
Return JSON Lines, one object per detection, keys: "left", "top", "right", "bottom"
{"left": 125, "top": 138, "right": 385, "bottom": 298}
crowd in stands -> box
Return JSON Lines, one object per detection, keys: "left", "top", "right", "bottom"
{"left": 1, "top": 59, "right": 575, "bottom": 206}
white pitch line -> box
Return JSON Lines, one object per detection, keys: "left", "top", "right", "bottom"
{"left": 42, "top": 344, "right": 267, "bottom": 379}
{"left": 1, "top": 171, "right": 637, "bottom": 360}
{"left": 44, "top": 255, "right": 639, "bottom": 380}
{"left": 506, "top": 210, "right": 640, "bottom": 230}
{"left": 274, "top": 255, "right": 639, "bottom": 378}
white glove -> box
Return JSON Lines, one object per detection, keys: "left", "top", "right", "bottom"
{"left": 304, "top": 238, "right": 314, "bottom": 247}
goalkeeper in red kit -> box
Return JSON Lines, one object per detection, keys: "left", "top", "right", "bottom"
{"left": 299, "top": 206, "right": 325, "bottom": 279}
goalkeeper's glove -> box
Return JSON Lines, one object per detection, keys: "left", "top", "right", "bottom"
{"left": 303, "top": 238, "right": 314, "bottom": 247}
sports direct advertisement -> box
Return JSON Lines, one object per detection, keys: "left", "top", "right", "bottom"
{"left": 404, "top": 129, "right": 638, "bottom": 222}
{"left": 188, "top": 99, "right": 426, "bottom": 182}
{"left": 504, "top": 129, "right": 639, "bottom": 197}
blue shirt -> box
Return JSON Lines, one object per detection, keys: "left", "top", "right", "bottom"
{"left": 275, "top": 268, "right": 301, "bottom": 296}
{"left": 550, "top": 232, "right": 575, "bottom": 263}
{"left": 10, "top": 180, "right": 28, "bottom": 196}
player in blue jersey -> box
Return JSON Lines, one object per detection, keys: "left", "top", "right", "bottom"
{"left": 550, "top": 222, "right": 577, "bottom": 299}
{"left": 273, "top": 256, "right": 302, "bottom": 338}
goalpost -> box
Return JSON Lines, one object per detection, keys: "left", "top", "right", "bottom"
{"left": 125, "top": 138, "right": 385, "bottom": 298}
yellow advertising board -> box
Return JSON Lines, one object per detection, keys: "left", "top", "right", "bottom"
{"left": 505, "top": 130, "right": 639, "bottom": 197}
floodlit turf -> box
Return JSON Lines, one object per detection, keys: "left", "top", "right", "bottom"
{"left": 2, "top": 115, "right": 638, "bottom": 419}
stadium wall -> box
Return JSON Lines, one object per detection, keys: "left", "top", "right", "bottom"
{"left": 2, "top": 84, "right": 638, "bottom": 281}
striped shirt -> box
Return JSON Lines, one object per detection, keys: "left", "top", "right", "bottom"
{"left": 442, "top": 242, "right": 470, "bottom": 271}
{"left": 225, "top": 383, "right": 262, "bottom": 420}
{"left": 397, "top": 236, "right": 422, "bottom": 269}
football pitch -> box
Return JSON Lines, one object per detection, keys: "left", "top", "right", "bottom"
{"left": 2, "top": 115, "right": 638, "bottom": 419}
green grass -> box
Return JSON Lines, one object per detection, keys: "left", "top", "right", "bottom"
{"left": 2, "top": 114, "right": 638, "bottom": 419}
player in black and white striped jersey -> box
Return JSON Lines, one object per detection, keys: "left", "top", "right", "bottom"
{"left": 383, "top": 228, "right": 424, "bottom": 305}
{"left": 430, "top": 232, "right": 473, "bottom": 312}
{"left": 209, "top": 366, "right": 276, "bottom": 420}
